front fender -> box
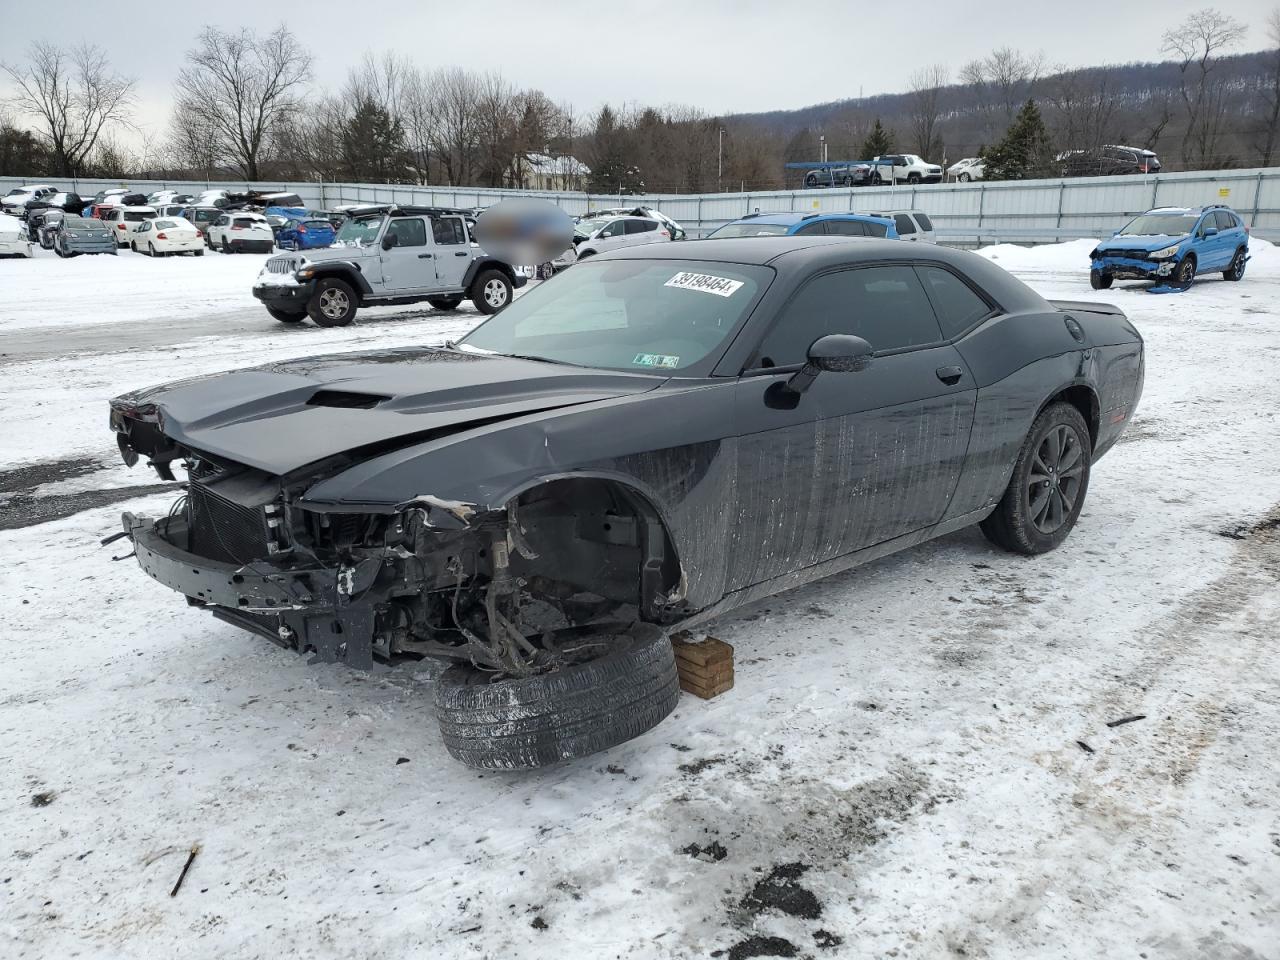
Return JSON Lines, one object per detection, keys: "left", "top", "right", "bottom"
{"left": 308, "top": 261, "right": 373, "bottom": 295}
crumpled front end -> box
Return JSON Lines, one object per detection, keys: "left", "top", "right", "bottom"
{"left": 1090, "top": 241, "right": 1183, "bottom": 280}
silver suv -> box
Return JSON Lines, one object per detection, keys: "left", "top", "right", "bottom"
{"left": 252, "top": 205, "right": 527, "bottom": 327}
{"left": 554, "top": 213, "right": 675, "bottom": 269}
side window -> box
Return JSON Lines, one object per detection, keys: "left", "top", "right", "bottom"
{"left": 894, "top": 214, "right": 915, "bottom": 235}
{"left": 599, "top": 220, "right": 625, "bottom": 238}
{"left": 1195, "top": 216, "right": 1212, "bottom": 238}
{"left": 624, "top": 219, "right": 657, "bottom": 234}
{"left": 1213, "top": 210, "right": 1236, "bottom": 231}
{"left": 755, "top": 265, "right": 944, "bottom": 367}
{"left": 863, "top": 221, "right": 889, "bottom": 237}
{"left": 913, "top": 212, "right": 934, "bottom": 231}
{"left": 432, "top": 217, "right": 465, "bottom": 244}
{"left": 826, "top": 220, "right": 867, "bottom": 236}
{"left": 386, "top": 217, "right": 426, "bottom": 247}
{"left": 916, "top": 266, "right": 993, "bottom": 338}
{"left": 793, "top": 221, "right": 828, "bottom": 236}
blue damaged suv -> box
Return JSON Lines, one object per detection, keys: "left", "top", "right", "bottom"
{"left": 706, "top": 211, "right": 899, "bottom": 240}
{"left": 1089, "top": 204, "right": 1249, "bottom": 291}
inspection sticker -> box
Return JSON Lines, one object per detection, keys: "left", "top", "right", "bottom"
{"left": 633, "top": 353, "right": 681, "bottom": 368}
{"left": 664, "top": 271, "right": 744, "bottom": 297}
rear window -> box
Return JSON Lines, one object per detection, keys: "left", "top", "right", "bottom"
{"left": 154, "top": 220, "right": 177, "bottom": 229}
{"left": 233, "top": 217, "right": 261, "bottom": 228}
{"left": 913, "top": 212, "right": 934, "bottom": 231}
{"left": 304, "top": 219, "right": 332, "bottom": 230}
{"left": 124, "top": 211, "right": 153, "bottom": 222}
{"left": 826, "top": 220, "right": 867, "bottom": 237}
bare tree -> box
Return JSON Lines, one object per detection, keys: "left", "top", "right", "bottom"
{"left": 1253, "top": 7, "right": 1280, "bottom": 165}
{"left": 1162, "top": 8, "right": 1247, "bottom": 167}
{"left": 2, "top": 42, "right": 135, "bottom": 176}
{"left": 432, "top": 68, "right": 483, "bottom": 186}
{"left": 907, "top": 64, "right": 949, "bottom": 159}
{"left": 173, "top": 25, "right": 312, "bottom": 180}
{"left": 1044, "top": 67, "right": 1120, "bottom": 154}
{"left": 961, "top": 48, "right": 1044, "bottom": 140}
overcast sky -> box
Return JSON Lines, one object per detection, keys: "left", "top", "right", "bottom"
{"left": 3, "top": 0, "right": 1276, "bottom": 148}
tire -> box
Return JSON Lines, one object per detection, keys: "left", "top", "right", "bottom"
{"left": 1173, "top": 255, "right": 1196, "bottom": 290}
{"left": 266, "top": 306, "right": 306, "bottom": 324}
{"left": 958, "top": 172, "right": 971, "bottom": 182}
{"left": 1090, "top": 269, "right": 1113, "bottom": 290}
{"left": 804, "top": 173, "right": 819, "bottom": 188}
{"left": 54, "top": 242, "right": 65, "bottom": 258}
{"left": 434, "top": 623, "right": 680, "bottom": 769}
{"left": 148, "top": 243, "right": 157, "bottom": 257}
{"left": 307, "top": 277, "right": 358, "bottom": 327}
{"left": 194, "top": 249, "right": 204, "bottom": 257}
{"left": 908, "top": 172, "right": 922, "bottom": 184}
{"left": 1223, "top": 247, "right": 1247, "bottom": 281}
{"left": 870, "top": 172, "right": 883, "bottom": 185}
{"left": 130, "top": 241, "right": 138, "bottom": 254}
{"left": 426, "top": 295, "right": 463, "bottom": 311}
{"left": 470, "top": 268, "right": 513, "bottom": 314}
{"left": 980, "top": 401, "right": 1092, "bottom": 555}
{"left": 221, "top": 239, "right": 231, "bottom": 254}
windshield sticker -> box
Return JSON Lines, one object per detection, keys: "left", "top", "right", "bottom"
{"left": 633, "top": 353, "right": 681, "bottom": 368}
{"left": 664, "top": 271, "right": 744, "bottom": 297}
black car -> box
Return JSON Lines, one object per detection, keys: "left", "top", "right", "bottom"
{"left": 108, "top": 238, "right": 1144, "bottom": 769}
{"left": 1062, "top": 145, "right": 1161, "bottom": 177}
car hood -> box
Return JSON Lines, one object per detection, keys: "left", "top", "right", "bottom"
{"left": 111, "top": 347, "right": 665, "bottom": 475}
{"left": 1096, "top": 233, "right": 1188, "bottom": 252}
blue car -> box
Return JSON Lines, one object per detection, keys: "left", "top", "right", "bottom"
{"left": 1089, "top": 204, "right": 1249, "bottom": 291}
{"left": 276, "top": 215, "right": 336, "bottom": 251}
{"left": 706, "top": 211, "right": 899, "bottom": 239}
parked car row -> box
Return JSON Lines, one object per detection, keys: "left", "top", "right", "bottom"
{"left": 707, "top": 209, "right": 936, "bottom": 242}
{"left": 804, "top": 154, "right": 944, "bottom": 188}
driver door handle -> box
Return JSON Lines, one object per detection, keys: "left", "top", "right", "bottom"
{"left": 454, "top": 251, "right": 468, "bottom": 257}
{"left": 418, "top": 253, "right": 433, "bottom": 259}
{"left": 936, "top": 365, "right": 964, "bottom": 385}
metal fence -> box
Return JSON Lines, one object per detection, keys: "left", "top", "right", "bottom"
{"left": 5, "top": 166, "right": 1280, "bottom": 243}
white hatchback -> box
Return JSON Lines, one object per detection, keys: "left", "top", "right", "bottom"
{"left": 131, "top": 217, "right": 205, "bottom": 256}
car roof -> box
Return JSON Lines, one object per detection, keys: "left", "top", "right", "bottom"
{"left": 121, "top": 205, "right": 156, "bottom": 212}
{"left": 733, "top": 211, "right": 892, "bottom": 227}
{"left": 602, "top": 235, "right": 908, "bottom": 265}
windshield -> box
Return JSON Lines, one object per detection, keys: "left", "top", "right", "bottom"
{"left": 573, "top": 217, "right": 609, "bottom": 238}
{"left": 459, "top": 258, "right": 772, "bottom": 373}
{"left": 708, "top": 222, "right": 791, "bottom": 238}
{"left": 335, "top": 215, "right": 383, "bottom": 246}
{"left": 1118, "top": 213, "right": 1198, "bottom": 236}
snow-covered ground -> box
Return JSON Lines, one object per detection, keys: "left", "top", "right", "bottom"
{"left": 2, "top": 240, "right": 1279, "bottom": 960}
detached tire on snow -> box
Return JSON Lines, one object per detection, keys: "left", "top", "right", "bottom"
{"left": 434, "top": 623, "right": 680, "bottom": 770}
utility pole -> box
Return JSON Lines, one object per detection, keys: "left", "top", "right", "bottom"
{"left": 718, "top": 127, "right": 725, "bottom": 193}
{"left": 819, "top": 134, "right": 827, "bottom": 164}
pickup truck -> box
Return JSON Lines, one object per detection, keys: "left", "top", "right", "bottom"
{"left": 252, "top": 204, "right": 527, "bottom": 326}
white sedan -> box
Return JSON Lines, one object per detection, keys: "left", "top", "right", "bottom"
{"left": 130, "top": 217, "right": 205, "bottom": 257}
{"left": 948, "top": 157, "right": 985, "bottom": 182}
{"left": 102, "top": 206, "right": 157, "bottom": 246}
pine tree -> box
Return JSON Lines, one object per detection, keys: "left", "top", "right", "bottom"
{"left": 861, "top": 118, "right": 893, "bottom": 158}
{"left": 340, "top": 97, "right": 409, "bottom": 183}
{"left": 586, "top": 105, "right": 644, "bottom": 194}
{"left": 982, "top": 100, "right": 1054, "bottom": 181}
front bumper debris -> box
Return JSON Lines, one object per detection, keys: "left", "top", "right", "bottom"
{"left": 122, "top": 511, "right": 383, "bottom": 668}
{"left": 1092, "top": 255, "right": 1177, "bottom": 280}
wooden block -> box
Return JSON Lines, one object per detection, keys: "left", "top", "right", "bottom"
{"left": 672, "top": 635, "right": 735, "bottom": 699}
{"left": 671, "top": 635, "right": 734, "bottom": 668}
{"left": 680, "top": 675, "right": 734, "bottom": 699}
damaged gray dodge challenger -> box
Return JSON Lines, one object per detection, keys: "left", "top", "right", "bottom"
{"left": 109, "top": 237, "right": 1143, "bottom": 768}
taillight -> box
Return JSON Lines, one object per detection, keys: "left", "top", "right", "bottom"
{"left": 298, "top": 226, "right": 307, "bottom": 233}
{"left": 156, "top": 233, "right": 167, "bottom": 240}
{"left": 232, "top": 225, "right": 244, "bottom": 231}
{"left": 117, "top": 223, "right": 126, "bottom": 230}
{"left": 195, "top": 230, "right": 203, "bottom": 238}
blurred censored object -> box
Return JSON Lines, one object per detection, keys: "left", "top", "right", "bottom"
{"left": 670, "top": 633, "right": 734, "bottom": 699}
{"left": 474, "top": 198, "right": 573, "bottom": 267}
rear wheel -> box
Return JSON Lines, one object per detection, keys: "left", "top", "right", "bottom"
{"left": 426, "top": 295, "right": 463, "bottom": 311}
{"left": 148, "top": 243, "right": 159, "bottom": 257}
{"left": 980, "top": 402, "right": 1092, "bottom": 555}
{"left": 221, "top": 238, "right": 231, "bottom": 254}
{"left": 470, "top": 269, "right": 512, "bottom": 314}
{"left": 266, "top": 306, "right": 306, "bottom": 324}
{"left": 908, "top": 172, "right": 922, "bottom": 184}
{"left": 307, "top": 278, "right": 358, "bottom": 327}
{"left": 434, "top": 623, "right": 680, "bottom": 769}
{"left": 1223, "top": 247, "right": 1247, "bottom": 281}
{"left": 958, "top": 172, "right": 971, "bottom": 182}
{"left": 1090, "top": 270, "right": 1113, "bottom": 290}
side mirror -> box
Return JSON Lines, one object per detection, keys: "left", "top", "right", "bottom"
{"left": 1203, "top": 226, "right": 1219, "bottom": 237}
{"left": 782, "top": 334, "right": 874, "bottom": 397}
{"left": 381, "top": 233, "right": 399, "bottom": 250}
